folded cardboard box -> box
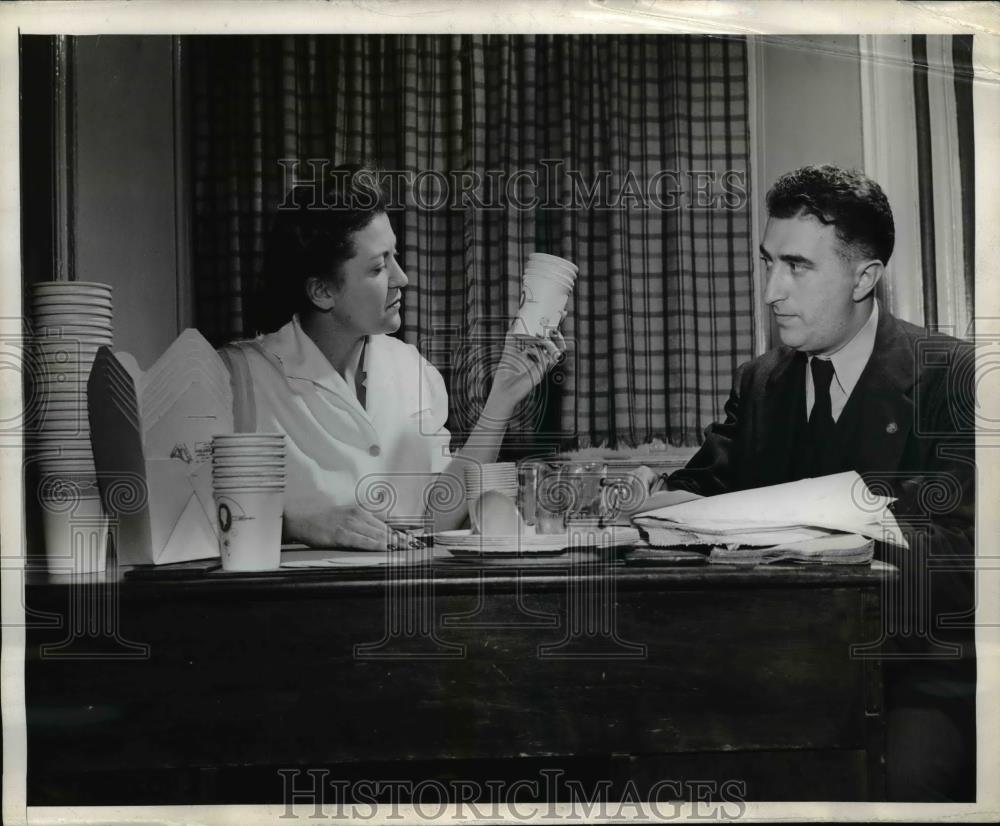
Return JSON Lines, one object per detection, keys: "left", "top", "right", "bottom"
{"left": 88, "top": 330, "right": 233, "bottom": 565}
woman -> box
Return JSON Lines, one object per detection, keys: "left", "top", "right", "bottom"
{"left": 223, "top": 165, "right": 563, "bottom": 550}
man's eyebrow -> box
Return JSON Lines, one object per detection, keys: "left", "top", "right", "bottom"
{"left": 759, "top": 245, "right": 813, "bottom": 266}
{"left": 778, "top": 253, "right": 814, "bottom": 266}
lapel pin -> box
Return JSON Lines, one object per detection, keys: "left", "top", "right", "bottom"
{"left": 886, "top": 422, "right": 898, "bottom": 434}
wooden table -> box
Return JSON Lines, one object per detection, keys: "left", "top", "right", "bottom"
{"left": 24, "top": 552, "right": 896, "bottom": 805}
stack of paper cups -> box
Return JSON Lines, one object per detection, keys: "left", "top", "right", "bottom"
{"left": 28, "top": 281, "right": 114, "bottom": 574}
{"left": 39, "top": 484, "right": 109, "bottom": 576}
{"left": 513, "top": 252, "right": 579, "bottom": 337}
{"left": 464, "top": 462, "right": 518, "bottom": 501}
{"left": 211, "top": 433, "right": 286, "bottom": 571}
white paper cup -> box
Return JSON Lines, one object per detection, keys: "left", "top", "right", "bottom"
{"left": 214, "top": 489, "right": 284, "bottom": 572}
{"left": 32, "top": 281, "right": 112, "bottom": 293}
{"left": 212, "top": 456, "right": 285, "bottom": 466}
{"left": 528, "top": 252, "right": 579, "bottom": 273}
{"left": 212, "top": 443, "right": 285, "bottom": 452}
{"left": 213, "top": 456, "right": 286, "bottom": 466}
{"left": 212, "top": 472, "right": 286, "bottom": 482}
{"left": 35, "top": 397, "right": 88, "bottom": 408}
{"left": 32, "top": 324, "right": 114, "bottom": 336}
{"left": 213, "top": 432, "right": 284, "bottom": 441}
{"left": 37, "top": 393, "right": 88, "bottom": 404}
{"left": 33, "top": 316, "right": 112, "bottom": 329}
{"left": 213, "top": 473, "right": 286, "bottom": 481}
{"left": 33, "top": 446, "right": 94, "bottom": 456}
{"left": 513, "top": 275, "right": 571, "bottom": 337}
{"left": 33, "top": 317, "right": 112, "bottom": 328}
{"left": 32, "top": 299, "right": 113, "bottom": 307}
{"left": 36, "top": 356, "right": 97, "bottom": 373}
{"left": 33, "top": 309, "right": 114, "bottom": 322}
{"left": 470, "top": 490, "right": 524, "bottom": 536}
{"left": 464, "top": 464, "right": 518, "bottom": 500}
{"left": 212, "top": 470, "right": 286, "bottom": 483}
{"left": 34, "top": 421, "right": 90, "bottom": 432}
{"left": 32, "top": 408, "right": 89, "bottom": 418}
{"left": 32, "top": 293, "right": 113, "bottom": 306}
{"left": 522, "top": 271, "right": 575, "bottom": 290}
{"left": 37, "top": 467, "right": 98, "bottom": 479}
{"left": 41, "top": 494, "right": 108, "bottom": 575}
{"left": 524, "top": 256, "right": 578, "bottom": 274}
{"left": 213, "top": 481, "right": 286, "bottom": 492}
{"left": 213, "top": 470, "right": 285, "bottom": 479}
{"left": 32, "top": 313, "right": 114, "bottom": 328}
{"left": 33, "top": 340, "right": 111, "bottom": 351}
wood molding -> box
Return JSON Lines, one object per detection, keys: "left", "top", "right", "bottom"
{"left": 173, "top": 36, "right": 194, "bottom": 332}
{"left": 859, "top": 35, "right": 925, "bottom": 327}
{"left": 52, "top": 35, "right": 75, "bottom": 283}
{"left": 746, "top": 35, "right": 769, "bottom": 357}
{"left": 925, "top": 36, "right": 968, "bottom": 339}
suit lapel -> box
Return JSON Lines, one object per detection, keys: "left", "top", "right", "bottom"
{"left": 757, "top": 348, "right": 807, "bottom": 486}
{"left": 840, "top": 310, "right": 916, "bottom": 475}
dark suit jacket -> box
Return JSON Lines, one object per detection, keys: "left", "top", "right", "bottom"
{"left": 669, "top": 308, "right": 976, "bottom": 662}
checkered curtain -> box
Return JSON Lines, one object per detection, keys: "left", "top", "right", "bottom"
{"left": 190, "top": 35, "right": 753, "bottom": 447}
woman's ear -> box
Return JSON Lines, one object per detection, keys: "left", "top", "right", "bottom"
{"left": 852, "top": 259, "right": 885, "bottom": 302}
{"left": 304, "top": 276, "right": 337, "bottom": 312}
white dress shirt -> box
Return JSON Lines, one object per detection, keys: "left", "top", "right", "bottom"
{"left": 805, "top": 300, "right": 879, "bottom": 422}
{"left": 238, "top": 316, "right": 453, "bottom": 523}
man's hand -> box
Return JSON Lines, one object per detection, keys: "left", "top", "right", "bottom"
{"left": 284, "top": 505, "right": 408, "bottom": 551}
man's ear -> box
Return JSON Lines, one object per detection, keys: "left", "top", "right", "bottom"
{"left": 852, "top": 259, "right": 885, "bottom": 302}
{"left": 304, "top": 276, "right": 337, "bottom": 312}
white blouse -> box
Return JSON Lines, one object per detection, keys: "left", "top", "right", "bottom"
{"left": 234, "top": 316, "right": 453, "bottom": 524}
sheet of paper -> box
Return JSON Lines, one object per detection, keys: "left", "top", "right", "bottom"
{"left": 638, "top": 523, "right": 831, "bottom": 547}
{"left": 635, "top": 471, "right": 907, "bottom": 547}
{"left": 280, "top": 547, "right": 452, "bottom": 568}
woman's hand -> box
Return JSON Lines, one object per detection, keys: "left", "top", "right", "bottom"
{"left": 284, "top": 505, "right": 413, "bottom": 551}
{"left": 486, "top": 326, "right": 566, "bottom": 419}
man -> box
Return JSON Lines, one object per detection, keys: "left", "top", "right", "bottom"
{"left": 658, "top": 165, "right": 976, "bottom": 801}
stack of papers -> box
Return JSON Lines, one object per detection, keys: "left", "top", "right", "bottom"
{"left": 708, "top": 534, "right": 875, "bottom": 566}
{"left": 633, "top": 472, "right": 906, "bottom": 565}
{"left": 434, "top": 526, "right": 640, "bottom": 557}
{"left": 89, "top": 330, "right": 234, "bottom": 565}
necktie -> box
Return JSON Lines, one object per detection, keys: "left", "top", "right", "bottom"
{"left": 810, "top": 357, "right": 835, "bottom": 428}
{"left": 807, "top": 357, "right": 837, "bottom": 475}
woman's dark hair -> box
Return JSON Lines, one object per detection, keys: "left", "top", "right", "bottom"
{"left": 256, "top": 163, "right": 388, "bottom": 332}
{"left": 765, "top": 164, "right": 895, "bottom": 266}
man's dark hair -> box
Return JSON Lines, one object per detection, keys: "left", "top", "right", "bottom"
{"left": 765, "top": 164, "right": 895, "bottom": 266}
{"left": 256, "top": 162, "right": 388, "bottom": 331}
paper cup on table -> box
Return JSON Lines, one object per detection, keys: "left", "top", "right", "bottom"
{"left": 212, "top": 468, "right": 285, "bottom": 478}
{"left": 214, "top": 488, "right": 284, "bottom": 572}
{"left": 464, "top": 462, "right": 517, "bottom": 500}
{"left": 212, "top": 455, "right": 286, "bottom": 467}
{"left": 212, "top": 433, "right": 286, "bottom": 571}
{"left": 41, "top": 493, "right": 108, "bottom": 575}
{"left": 213, "top": 433, "right": 285, "bottom": 443}
{"left": 470, "top": 489, "right": 524, "bottom": 536}
{"left": 212, "top": 447, "right": 285, "bottom": 462}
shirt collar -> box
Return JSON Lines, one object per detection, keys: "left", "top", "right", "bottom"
{"left": 812, "top": 299, "right": 879, "bottom": 398}
{"left": 259, "top": 314, "right": 364, "bottom": 400}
